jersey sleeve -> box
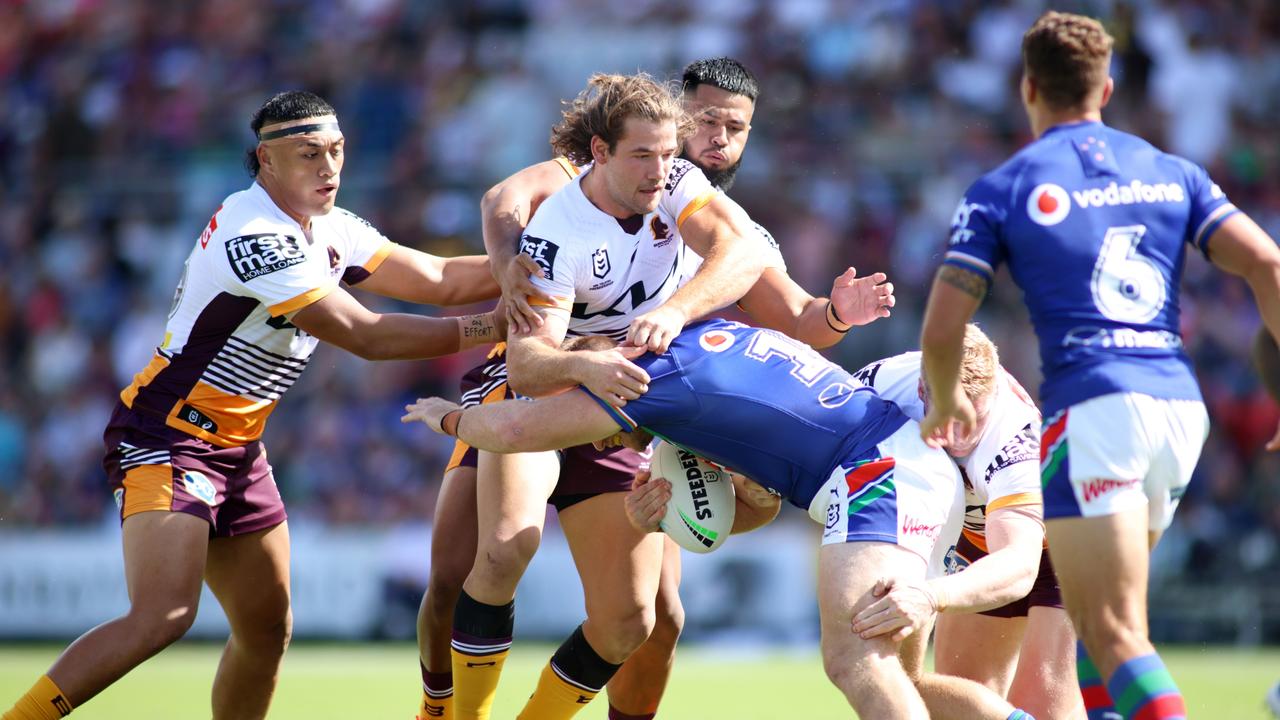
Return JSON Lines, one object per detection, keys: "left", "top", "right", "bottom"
{"left": 942, "top": 175, "right": 1009, "bottom": 284}
{"left": 334, "top": 208, "right": 396, "bottom": 285}
{"left": 966, "top": 418, "right": 1041, "bottom": 513}
{"left": 752, "top": 221, "right": 786, "bottom": 271}
{"left": 519, "top": 230, "right": 582, "bottom": 313}
{"left": 219, "top": 227, "right": 334, "bottom": 317}
{"left": 581, "top": 352, "right": 699, "bottom": 431}
{"left": 1184, "top": 163, "right": 1240, "bottom": 258}
{"left": 660, "top": 159, "right": 719, "bottom": 230}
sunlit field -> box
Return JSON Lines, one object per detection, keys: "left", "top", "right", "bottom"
{"left": 2, "top": 642, "right": 1277, "bottom": 719}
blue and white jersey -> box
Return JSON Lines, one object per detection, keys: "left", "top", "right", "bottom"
{"left": 585, "top": 319, "right": 907, "bottom": 509}
{"left": 943, "top": 120, "right": 1238, "bottom": 415}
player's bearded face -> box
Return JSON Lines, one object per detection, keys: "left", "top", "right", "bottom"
{"left": 602, "top": 117, "right": 679, "bottom": 216}
{"left": 258, "top": 116, "right": 345, "bottom": 219}
{"left": 682, "top": 85, "right": 753, "bottom": 191}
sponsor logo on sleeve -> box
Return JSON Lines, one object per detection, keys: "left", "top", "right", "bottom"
{"left": 664, "top": 158, "right": 694, "bottom": 192}
{"left": 327, "top": 245, "right": 341, "bottom": 276}
{"left": 949, "top": 200, "right": 981, "bottom": 244}
{"left": 1026, "top": 183, "right": 1071, "bottom": 226}
{"left": 519, "top": 235, "right": 560, "bottom": 282}
{"left": 983, "top": 423, "right": 1039, "bottom": 484}
{"left": 225, "top": 233, "right": 307, "bottom": 282}
{"left": 592, "top": 247, "right": 610, "bottom": 278}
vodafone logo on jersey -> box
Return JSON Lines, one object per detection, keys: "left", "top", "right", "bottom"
{"left": 699, "top": 330, "right": 735, "bottom": 352}
{"left": 1026, "top": 183, "right": 1071, "bottom": 226}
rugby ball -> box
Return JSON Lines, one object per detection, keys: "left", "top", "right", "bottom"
{"left": 652, "top": 442, "right": 735, "bottom": 553}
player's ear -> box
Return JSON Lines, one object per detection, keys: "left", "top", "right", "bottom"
{"left": 1099, "top": 76, "right": 1115, "bottom": 109}
{"left": 256, "top": 144, "right": 273, "bottom": 174}
{"left": 590, "top": 135, "right": 610, "bottom": 165}
{"left": 1020, "top": 73, "right": 1036, "bottom": 106}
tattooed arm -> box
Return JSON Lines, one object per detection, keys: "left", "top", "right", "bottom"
{"left": 919, "top": 264, "right": 988, "bottom": 447}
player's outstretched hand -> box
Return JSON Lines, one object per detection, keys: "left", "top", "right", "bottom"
{"left": 500, "top": 252, "right": 556, "bottom": 335}
{"left": 851, "top": 577, "right": 940, "bottom": 642}
{"left": 577, "top": 346, "right": 650, "bottom": 407}
{"left": 920, "top": 389, "right": 976, "bottom": 450}
{"left": 401, "top": 397, "right": 461, "bottom": 435}
{"left": 624, "top": 470, "right": 670, "bottom": 534}
{"left": 628, "top": 304, "right": 688, "bottom": 353}
{"left": 830, "top": 267, "right": 895, "bottom": 326}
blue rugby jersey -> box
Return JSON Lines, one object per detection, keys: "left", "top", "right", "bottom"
{"left": 943, "top": 120, "right": 1238, "bottom": 415}
{"left": 585, "top": 319, "right": 907, "bottom": 509}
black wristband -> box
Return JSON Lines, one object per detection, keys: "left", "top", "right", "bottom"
{"left": 825, "top": 301, "right": 852, "bottom": 333}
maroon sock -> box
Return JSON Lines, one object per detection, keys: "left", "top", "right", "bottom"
{"left": 608, "top": 705, "right": 655, "bottom": 720}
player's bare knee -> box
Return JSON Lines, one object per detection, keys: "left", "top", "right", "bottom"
{"left": 592, "top": 605, "right": 656, "bottom": 661}
{"left": 650, "top": 595, "right": 684, "bottom": 644}
{"left": 128, "top": 602, "right": 199, "bottom": 651}
{"left": 477, "top": 528, "right": 540, "bottom": 578}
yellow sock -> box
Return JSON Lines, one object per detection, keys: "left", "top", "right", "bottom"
{"left": 450, "top": 646, "right": 508, "bottom": 720}
{"left": 419, "top": 689, "right": 452, "bottom": 719}
{"left": 516, "top": 662, "right": 599, "bottom": 720}
{"left": 4, "top": 675, "right": 73, "bottom": 720}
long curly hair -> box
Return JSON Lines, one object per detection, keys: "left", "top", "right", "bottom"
{"left": 550, "top": 73, "right": 695, "bottom": 166}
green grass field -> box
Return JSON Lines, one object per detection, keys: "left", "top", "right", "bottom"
{"left": 2, "top": 642, "right": 1277, "bottom": 719}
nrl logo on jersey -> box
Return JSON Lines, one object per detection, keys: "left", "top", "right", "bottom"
{"left": 226, "top": 233, "right": 307, "bottom": 282}
{"left": 592, "top": 247, "right": 610, "bottom": 278}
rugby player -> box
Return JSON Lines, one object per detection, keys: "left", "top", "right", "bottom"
{"left": 3, "top": 91, "right": 503, "bottom": 720}
{"left": 438, "top": 72, "right": 769, "bottom": 720}
{"left": 848, "top": 325, "right": 1083, "bottom": 720}
{"left": 412, "top": 59, "right": 895, "bottom": 720}
{"left": 919, "top": 12, "right": 1280, "bottom": 720}
{"left": 401, "top": 318, "right": 1037, "bottom": 720}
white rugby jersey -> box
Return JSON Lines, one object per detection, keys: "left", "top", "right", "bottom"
{"left": 524, "top": 158, "right": 719, "bottom": 339}
{"left": 851, "top": 351, "right": 1042, "bottom": 552}
{"left": 121, "top": 182, "right": 394, "bottom": 446}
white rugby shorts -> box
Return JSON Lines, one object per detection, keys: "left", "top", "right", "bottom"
{"left": 1041, "top": 392, "right": 1209, "bottom": 530}
{"left": 807, "top": 422, "right": 963, "bottom": 563}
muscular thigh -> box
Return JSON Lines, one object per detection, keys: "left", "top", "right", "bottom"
{"left": 474, "top": 449, "right": 559, "bottom": 546}
{"left": 818, "top": 541, "right": 925, "bottom": 661}
{"left": 559, "top": 493, "right": 665, "bottom": 619}
{"left": 933, "top": 612, "right": 1025, "bottom": 694}
{"left": 122, "top": 510, "right": 210, "bottom": 611}
{"left": 205, "top": 521, "right": 291, "bottom": 628}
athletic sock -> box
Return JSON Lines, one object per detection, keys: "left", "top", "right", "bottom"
{"left": 3, "top": 675, "right": 73, "bottom": 720}
{"left": 419, "top": 660, "right": 453, "bottom": 719}
{"left": 1105, "top": 653, "right": 1186, "bottom": 720}
{"left": 1078, "top": 641, "right": 1118, "bottom": 719}
{"left": 518, "top": 625, "right": 622, "bottom": 720}
{"left": 450, "top": 591, "right": 514, "bottom": 720}
{"left": 607, "top": 707, "right": 655, "bottom": 720}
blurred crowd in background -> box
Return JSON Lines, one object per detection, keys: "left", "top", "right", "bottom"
{"left": 2, "top": 0, "right": 1279, "bottom": 590}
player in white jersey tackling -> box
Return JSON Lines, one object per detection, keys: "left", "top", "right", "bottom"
{"left": 849, "top": 325, "right": 1084, "bottom": 720}
{"left": 441, "top": 72, "right": 769, "bottom": 720}
{"left": 4, "top": 91, "right": 503, "bottom": 720}
{"left": 413, "top": 60, "right": 895, "bottom": 720}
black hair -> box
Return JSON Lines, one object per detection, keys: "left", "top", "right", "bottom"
{"left": 681, "top": 57, "right": 759, "bottom": 102}
{"left": 244, "top": 91, "right": 336, "bottom": 177}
